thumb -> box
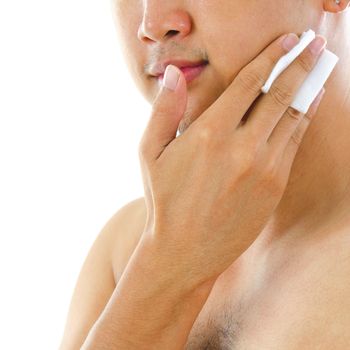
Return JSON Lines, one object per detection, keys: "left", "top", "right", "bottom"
{"left": 140, "top": 64, "right": 188, "bottom": 161}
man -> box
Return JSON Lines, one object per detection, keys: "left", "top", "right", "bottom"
{"left": 59, "top": 1, "right": 350, "bottom": 349}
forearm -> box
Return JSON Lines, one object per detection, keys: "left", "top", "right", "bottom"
{"left": 80, "top": 236, "right": 216, "bottom": 350}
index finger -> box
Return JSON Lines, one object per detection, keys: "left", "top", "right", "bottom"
{"left": 194, "top": 32, "right": 300, "bottom": 132}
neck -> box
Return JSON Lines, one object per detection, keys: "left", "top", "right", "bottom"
{"left": 260, "top": 13, "right": 350, "bottom": 246}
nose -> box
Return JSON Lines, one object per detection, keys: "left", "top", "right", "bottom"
{"left": 137, "top": 3, "right": 192, "bottom": 43}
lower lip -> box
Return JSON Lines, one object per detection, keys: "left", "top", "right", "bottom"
{"left": 159, "top": 63, "right": 208, "bottom": 84}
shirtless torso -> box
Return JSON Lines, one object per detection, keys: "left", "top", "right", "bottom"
{"left": 111, "top": 197, "right": 350, "bottom": 349}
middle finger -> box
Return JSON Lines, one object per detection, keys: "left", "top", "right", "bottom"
{"left": 242, "top": 34, "right": 327, "bottom": 143}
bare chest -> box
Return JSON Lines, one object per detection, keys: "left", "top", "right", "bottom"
{"left": 185, "top": 233, "right": 350, "bottom": 350}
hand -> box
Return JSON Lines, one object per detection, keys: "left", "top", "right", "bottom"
{"left": 138, "top": 32, "right": 327, "bottom": 291}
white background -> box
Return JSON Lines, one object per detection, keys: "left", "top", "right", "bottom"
{"left": 0, "top": 0, "right": 150, "bottom": 349}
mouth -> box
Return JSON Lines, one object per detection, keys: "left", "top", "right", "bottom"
{"left": 158, "top": 62, "right": 209, "bottom": 85}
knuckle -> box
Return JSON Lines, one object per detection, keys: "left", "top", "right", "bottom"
{"left": 237, "top": 66, "right": 266, "bottom": 95}
{"left": 268, "top": 83, "right": 293, "bottom": 107}
{"left": 290, "top": 129, "right": 304, "bottom": 147}
{"left": 233, "top": 144, "right": 258, "bottom": 176}
{"left": 192, "top": 122, "right": 224, "bottom": 152}
{"left": 259, "top": 158, "right": 284, "bottom": 195}
{"left": 194, "top": 123, "right": 217, "bottom": 144}
{"left": 262, "top": 156, "right": 277, "bottom": 182}
{"left": 295, "top": 54, "right": 314, "bottom": 74}
{"left": 151, "top": 106, "right": 165, "bottom": 121}
{"left": 262, "top": 177, "right": 284, "bottom": 197}
{"left": 303, "top": 111, "right": 313, "bottom": 122}
{"left": 285, "top": 107, "right": 303, "bottom": 122}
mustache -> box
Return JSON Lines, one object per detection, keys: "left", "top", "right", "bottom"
{"left": 143, "top": 43, "right": 209, "bottom": 74}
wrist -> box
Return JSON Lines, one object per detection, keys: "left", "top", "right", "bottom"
{"left": 136, "top": 231, "right": 217, "bottom": 299}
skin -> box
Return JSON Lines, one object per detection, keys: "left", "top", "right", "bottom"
{"left": 58, "top": 1, "right": 350, "bottom": 349}
{"left": 111, "top": 0, "right": 350, "bottom": 347}
{"left": 112, "top": 0, "right": 350, "bottom": 244}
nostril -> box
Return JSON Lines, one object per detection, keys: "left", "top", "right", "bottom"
{"left": 166, "top": 29, "right": 179, "bottom": 37}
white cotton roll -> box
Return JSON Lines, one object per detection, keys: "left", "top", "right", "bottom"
{"left": 290, "top": 49, "right": 339, "bottom": 113}
{"left": 261, "top": 29, "right": 339, "bottom": 114}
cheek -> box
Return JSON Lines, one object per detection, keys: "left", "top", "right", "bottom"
{"left": 113, "top": 0, "right": 142, "bottom": 47}
{"left": 194, "top": 5, "right": 268, "bottom": 86}
{"left": 113, "top": 5, "right": 147, "bottom": 82}
{"left": 203, "top": 11, "right": 287, "bottom": 88}
{"left": 204, "top": 26, "right": 260, "bottom": 88}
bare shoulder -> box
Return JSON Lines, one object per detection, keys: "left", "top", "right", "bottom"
{"left": 58, "top": 197, "right": 147, "bottom": 350}
{"left": 107, "top": 196, "right": 147, "bottom": 284}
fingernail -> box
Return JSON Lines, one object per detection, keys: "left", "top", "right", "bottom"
{"left": 309, "top": 36, "right": 327, "bottom": 56}
{"left": 282, "top": 33, "right": 300, "bottom": 52}
{"left": 163, "top": 65, "right": 180, "bottom": 91}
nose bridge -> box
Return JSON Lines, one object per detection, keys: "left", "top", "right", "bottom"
{"left": 137, "top": 1, "right": 191, "bottom": 42}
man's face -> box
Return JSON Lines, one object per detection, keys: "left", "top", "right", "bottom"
{"left": 113, "top": 0, "right": 307, "bottom": 134}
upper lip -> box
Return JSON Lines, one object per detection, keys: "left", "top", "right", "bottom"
{"left": 148, "top": 59, "right": 208, "bottom": 77}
